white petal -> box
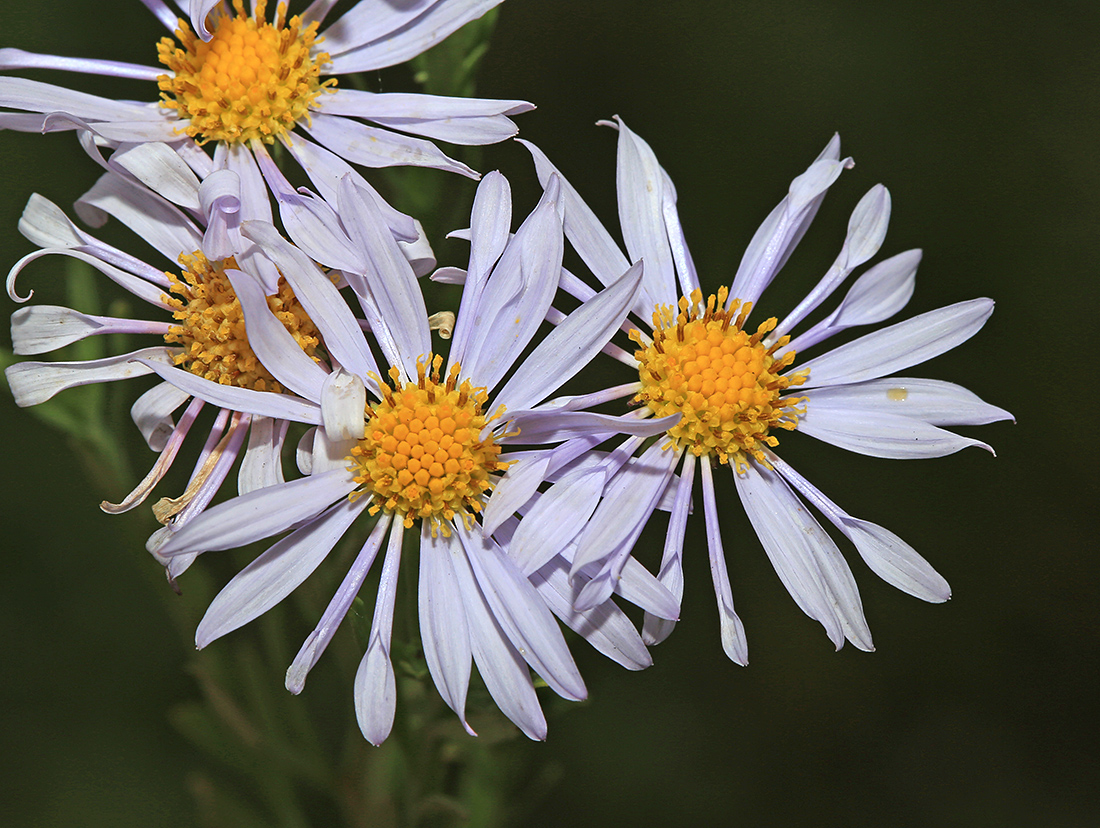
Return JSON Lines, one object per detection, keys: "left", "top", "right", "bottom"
{"left": 196, "top": 494, "right": 370, "bottom": 647}
{"left": 801, "top": 377, "right": 1013, "bottom": 427}
{"left": 419, "top": 525, "right": 475, "bottom": 735}
{"left": 155, "top": 469, "right": 355, "bottom": 557}
{"left": 798, "top": 405, "right": 994, "bottom": 458}
{"left": 457, "top": 522, "right": 586, "bottom": 702}
{"left": 336, "top": 177, "right": 430, "bottom": 375}
{"left": 305, "top": 113, "right": 476, "bottom": 177}
{"left": 5, "top": 346, "right": 174, "bottom": 406}
{"left": 769, "top": 453, "right": 950, "bottom": 602}
{"left": 286, "top": 513, "right": 390, "bottom": 694}
{"left": 320, "top": 368, "right": 366, "bottom": 442}
{"left": 449, "top": 171, "right": 512, "bottom": 369}
{"left": 613, "top": 117, "right": 677, "bottom": 309}
{"left": 222, "top": 268, "right": 328, "bottom": 401}
{"left": 643, "top": 451, "right": 694, "bottom": 645}
{"left": 531, "top": 555, "right": 651, "bottom": 671}
{"left": 355, "top": 522, "right": 404, "bottom": 746}
{"left": 136, "top": 358, "right": 324, "bottom": 424}
{"left": 491, "top": 261, "right": 643, "bottom": 413}
{"left": 499, "top": 410, "right": 678, "bottom": 446}
{"left": 735, "top": 461, "right": 873, "bottom": 651}
{"left": 448, "top": 528, "right": 548, "bottom": 741}
{"left": 131, "top": 380, "right": 192, "bottom": 451}
{"left": 324, "top": 0, "right": 503, "bottom": 72}
{"left": 110, "top": 142, "right": 201, "bottom": 210}
{"left": 798, "top": 299, "right": 995, "bottom": 388}
{"left": 237, "top": 416, "right": 288, "bottom": 495}
{"left": 700, "top": 460, "right": 749, "bottom": 664}
{"left": 456, "top": 176, "right": 563, "bottom": 391}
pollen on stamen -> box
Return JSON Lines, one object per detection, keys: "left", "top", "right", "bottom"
{"left": 156, "top": 0, "right": 336, "bottom": 145}
{"left": 348, "top": 357, "right": 509, "bottom": 536}
{"left": 631, "top": 287, "right": 808, "bottom": 472}
{"left": 162, "top": 251, "right": 321, "bottom": 391}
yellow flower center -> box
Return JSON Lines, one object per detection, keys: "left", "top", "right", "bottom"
{"left": 156, "top": 0, "right": 335, "bottom": 145}
{"left": 350, "top": 357, "right": 507, "bottom": 535}
{"left": 163, "top": 251, "right": 321, "bottom": 392}
{"left": 631, "top": 287, "right": 807, "bottom": 472}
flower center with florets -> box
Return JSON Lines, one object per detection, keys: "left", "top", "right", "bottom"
{"left": 631, "top": 287, "right": 807, "bottom": 472}
{"left": 156, "top": 0, "right": 335, "bottom": 145}
{"left": 349, "top": 357, "right": 507, "bottom": 535}
{"left": 163, "top": 250, "right": 321, "bottom": 392}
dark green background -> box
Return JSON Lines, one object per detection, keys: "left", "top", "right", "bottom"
{"left": 1, "top": 2, "right": 1096, "bottom": 826}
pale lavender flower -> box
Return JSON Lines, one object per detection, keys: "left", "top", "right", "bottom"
{"left": 0, "top": 0, "right": 530, "bottom": 222}
{"left": 151, "top": 171, "right": 676, "bottom": 744}
{"left": 495, "top": 119, "right": 1013, "bottom": 664}
{"left": 4, "top": 164, "right": 330, "bottom": 584}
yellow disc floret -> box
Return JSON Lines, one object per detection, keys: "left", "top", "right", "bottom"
{"left": 631, "top": 287, "right": 807, "bottom": 472}
{"left": 163, "top": 250, "right": 321, "bottom": 392}
{"left": 349, "top": 357, "right": 508, "bottom": 535}
{"left": 157, "top": 0, "right": 335, "bottom": 144}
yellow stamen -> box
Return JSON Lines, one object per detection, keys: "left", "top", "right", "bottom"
{"left": 631, "top": 287, "right": 807, "bottom": 472}
{"left": 348, "top": 357, "right": 508, "bottom": 536}
{"left": 163, "top": 250, "right": 321, "bottom": 392}
{"left": 156, "top": 0, "right": 335, "bottom": 145}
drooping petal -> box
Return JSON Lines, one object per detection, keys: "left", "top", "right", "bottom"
{"left": 10, "top": 306, "right": 169, "bottom": 355}
{"left": 131, "top": 380, "right": 192, "bottom": 450}
{"left": 797, "top": 298, "right": 995, "bottom": 388}
{"left": 223, "top": 268, "right": 328, "bottom": 401}
{"left": 239, "top": 220, "right": 381, "bottom": 386}
{"left": 110, "top": 142, "right": 202, "bottom": 211}
{"left": 196, "top": 494, "right": 370, "bottom": 648}
{"left": 238, "top": 416, "right": 289, "bottom": 495}
{"left": 419, "top": 524, "right": 475, "bottom": 735}
{"left": 74, "top": 172, "right": 203, "bottom": 266}
{"left": 5, "top": 346, "right": 175, "bottom": 406}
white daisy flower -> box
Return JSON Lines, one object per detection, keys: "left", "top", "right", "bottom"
{"left": 150, "top": 171, "right": 677, "bottom": 744}
{"left": 495, "top": 118, "right": 1013, "bottom": 664}
{"left": 0, "top": 0, "right": 531, "bottom": 216}
{"left": 5, "top": 164, "right": 331, "bottom": 585}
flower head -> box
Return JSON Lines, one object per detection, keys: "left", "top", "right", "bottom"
{"left": 4, "top": 166, "right": 329, "bottom": 583}
{"left": 0, "top": 1, "right": 532, "bottom": 216}
{"left": 151, "top": 171, "right": 671, "bottom": 743}
{"left": 508, "top": 119, "right": 1013, "bottom": 663}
